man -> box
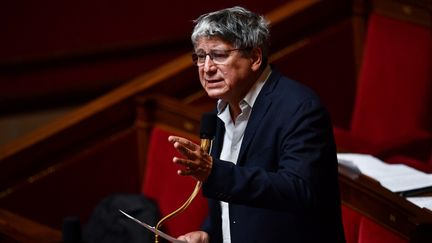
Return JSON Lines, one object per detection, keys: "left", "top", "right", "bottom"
{"left": 168, "top": 6, "right": 345, "bottom": 243}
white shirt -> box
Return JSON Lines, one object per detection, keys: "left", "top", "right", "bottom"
{"left": 217, "top": 65, "right": 271, "bottom": 243}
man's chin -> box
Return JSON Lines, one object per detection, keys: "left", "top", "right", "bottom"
{"left": 205, "top": 91, "right": 223, "bottom": 100}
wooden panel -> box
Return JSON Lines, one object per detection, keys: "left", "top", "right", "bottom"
{"left": 0, "top": 127, "right": 141, "bottom": 229}
{"left": 0, "top": 95, "right": 207, "bottom": 231}
{"left": 0, "top": 208, "right": 61, "bottom": 243}
{"left": 0, "top": 99, "right": 136, "bottom": 192}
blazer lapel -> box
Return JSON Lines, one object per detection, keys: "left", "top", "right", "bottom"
{"left": 237, "top": 70, "right": 279, "bottom": 165}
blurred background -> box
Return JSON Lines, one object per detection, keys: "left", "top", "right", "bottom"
{"left": 0, "top": 0, "right": 431, "bottom": 242}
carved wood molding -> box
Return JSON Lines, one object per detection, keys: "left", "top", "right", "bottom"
{"left": 372, "top": 0, "right": 432, "bottom": 27}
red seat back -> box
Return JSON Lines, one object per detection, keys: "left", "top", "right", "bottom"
{"left": 141, "top": 127, "right": 208, "bottom": 237}
{"left": 351, "top": 13, "right": 432, "bottom": 143}
{"left": 342, "top": 205, "right": 407, "bottom": 243}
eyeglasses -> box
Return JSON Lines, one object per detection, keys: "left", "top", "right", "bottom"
{"left": 192, "top": 49, "right": 242, "bottom": 66}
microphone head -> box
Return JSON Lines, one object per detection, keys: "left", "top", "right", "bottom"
{"left": 200, "top": 112, "right": 217, "bottom": 139}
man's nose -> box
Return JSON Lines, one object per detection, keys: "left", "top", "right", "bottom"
{"left": 203, "top": 55, "right": 216, "bottom": 71}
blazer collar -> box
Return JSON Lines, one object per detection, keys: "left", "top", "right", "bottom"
{"left": 237, "top": 67, "right": 281, "bottom": 165}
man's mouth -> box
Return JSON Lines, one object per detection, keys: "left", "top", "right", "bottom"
{"left": 206, "top": 79, "right": 222, "bottom": 83}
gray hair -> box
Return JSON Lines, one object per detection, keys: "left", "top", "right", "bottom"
{"left": 191, "top": 6, "right": 270, "bottom": 66}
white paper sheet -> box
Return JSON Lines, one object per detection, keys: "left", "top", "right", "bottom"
{"left": 407, "top": 197, "right": 432, "bottom": 211}
{"left": 337, "top": 153, "right": 432, "bottom": 193}
{"left": 119, "top": 210, "right": 187, "bottom": 243}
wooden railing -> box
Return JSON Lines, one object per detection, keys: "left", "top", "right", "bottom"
{"left": 0, "top": 208, "right": 61, "bottom": 243}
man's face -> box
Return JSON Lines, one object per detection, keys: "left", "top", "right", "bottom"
{"left": 194, "top": 37, "right": 259, "bottom": 104}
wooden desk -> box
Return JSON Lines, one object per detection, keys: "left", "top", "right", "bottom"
{"left": 0, "top": 209, "right": 61, "bottom": 243}
{"left": 339, "top": 164, "right": 432, "bottom": 243}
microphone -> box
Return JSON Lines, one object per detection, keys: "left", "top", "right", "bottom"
{"left": 200, "top": 112, "right": 217, "bottom": 153}
{"left": 154, "top": 112, "right": 217, "bottom": 243}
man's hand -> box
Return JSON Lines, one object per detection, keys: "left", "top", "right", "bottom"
{"left": 168, "top": 136, "right": 213, "bottom": 182}
{"left": 177, "top": 230, "right": 209, "bottom": 243}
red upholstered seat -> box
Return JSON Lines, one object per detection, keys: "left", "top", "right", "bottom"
{"left": 141, "top": 127, "right": 208, "bottom": 237}
{"left": 342, "top": 205, "right": 407, "bottom": 243}
{"left": 358, "top": 216, "right": 406, "bottom": 243}
{"left": 334, "top": 13, "right": 432, "bottom": 171}
{"left": 342, "top": 205, "right": 362, "bottom": 243}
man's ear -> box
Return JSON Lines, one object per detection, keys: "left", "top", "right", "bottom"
{"left": 250, "top": 48, "right": 263, "bottom": 71}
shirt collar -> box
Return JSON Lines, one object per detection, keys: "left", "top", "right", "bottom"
{"left": 217, "top": 65, "right": 272, "bottom": 114}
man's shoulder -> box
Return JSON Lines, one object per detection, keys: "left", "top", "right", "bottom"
{"left": 267, "top": 68, "right": 321, "bottom": 103}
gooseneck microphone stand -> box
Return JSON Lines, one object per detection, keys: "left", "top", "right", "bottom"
{"left": 154, "top": 112, "right": 216, "bottom": 243}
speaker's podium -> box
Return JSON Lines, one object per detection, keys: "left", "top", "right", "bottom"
{"left": 339, "top": 160, "right": 432, "bottom": 243}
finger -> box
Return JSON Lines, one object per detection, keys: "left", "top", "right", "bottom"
{"left": 168, "top": 136, "right": 190, "bottom": 145}
{"left": 168, "top": 135, "right": 181, "bottom": 143}
{"left": 177, "top": 168, "right": 192, "bottom": 176}
{"left": 174, "top": 142, "right": 198, "bottom": 160}
{"left": 177, "top": 235, "right": 187, "bottom": 240}
{"left": 178, "top": 168, "right": 208, "bottom": 182}
{"left": 173, "top": 157, "right": 197, "bottom": 169}
{"left": 169, "top": 136, "right": 199, "bottom": 150}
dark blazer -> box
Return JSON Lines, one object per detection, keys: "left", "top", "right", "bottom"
{"left": 202, "top": 68, "right": 345, "bottom": 243}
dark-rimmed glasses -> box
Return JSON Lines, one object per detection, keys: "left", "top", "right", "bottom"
{"left": 192, "top": 49, "right": 242, "bottom": 66}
